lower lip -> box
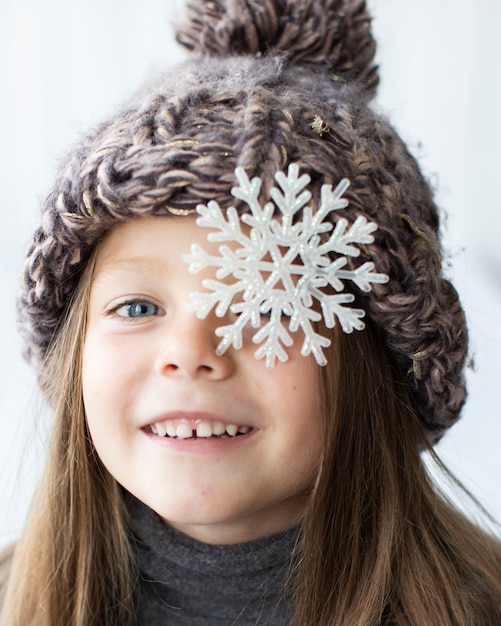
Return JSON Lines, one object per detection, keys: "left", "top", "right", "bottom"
{"left": 141, "top": 427, "right": 257, "bottom": 453}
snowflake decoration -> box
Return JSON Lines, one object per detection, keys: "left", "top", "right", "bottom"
{"left": 182, "top": 164, "right": 389, "bottom": 368}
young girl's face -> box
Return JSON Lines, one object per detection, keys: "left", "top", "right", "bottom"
{"left": 82, "top": 216, "right": 323, "bottom": 545}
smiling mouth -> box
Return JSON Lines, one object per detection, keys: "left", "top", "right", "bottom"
{"left": 146, "top": 421, "right": 252, "bottom": 440}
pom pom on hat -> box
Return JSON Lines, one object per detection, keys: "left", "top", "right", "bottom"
{"left": 176, "top": 0, "right": 378, "bottom": 90}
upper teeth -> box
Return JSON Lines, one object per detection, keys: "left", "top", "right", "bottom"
{"left": 150, "top": 421, "right": 251, "bottom": 439}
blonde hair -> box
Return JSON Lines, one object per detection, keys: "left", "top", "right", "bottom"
{"left": 2, "top": 249, "right": 501, "bottom": 625}
{"left": 1, "top": 254, "right": 136, "bottom": 626}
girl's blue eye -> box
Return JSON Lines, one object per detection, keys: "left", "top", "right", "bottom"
{"left": 115, "top": 301, "right": 164, "bottom": 318}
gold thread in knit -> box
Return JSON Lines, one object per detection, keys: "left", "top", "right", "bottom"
{"left": 411, "top": 350, "right": 425, "bottom": 379}
{"left": 166, "top": 206, "right": 197, "bottom": 216}
{"left": 280, "top": 146, "right": 288, "bottom": 166}
{"left": 200, "top": 150, "right": 232, "bottom": 157}
{"left": 163, "top": 139, "right": 200, "bottom": 149}
{"left": 397, "top": 212, "right": 442, "bottom": 267}
{"left": 62, "top": 212, "right": 85, "bottom": 221}
{"left": 82, "top": 190, "right": 94, "bottom": 216}
{"left": 97, "top": 184, "right": 120, "bottom": 209}
{"left": 412, "top": 361, "right": 421, "bottom": 379}
{"left": 167, "top": 180, "right": 195, "bottom": 188}
{"left": 311, "top": 115, "right": 329, "bottom": 137}
{"left": 282, "top": 109, "right": 294, "bottom": 127}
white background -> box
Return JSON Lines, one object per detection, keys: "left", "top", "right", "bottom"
{"left": 0, "top": 0, "right": 500, "bottom": 545}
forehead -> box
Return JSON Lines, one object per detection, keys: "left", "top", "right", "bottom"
{"left": 93, "top": 215, "right": 205, "bottom": 271}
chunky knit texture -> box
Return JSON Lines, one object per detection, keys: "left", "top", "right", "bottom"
{"left": 127, "top": 494, "right": 297, "bottom": 624}
{"left": 19, "top": 0, "right": 468, "bottom": 438}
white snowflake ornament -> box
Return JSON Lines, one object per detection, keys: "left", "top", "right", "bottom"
{"left": 182, "top": 164, "right": 389, "bottom": 368}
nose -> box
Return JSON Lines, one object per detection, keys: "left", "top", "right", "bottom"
{"left": 155, "top": 310, "right": 235, "bottom": 380}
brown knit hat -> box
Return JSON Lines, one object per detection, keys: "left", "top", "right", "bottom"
{"left": 19, "top": 0, "right": 468, "bottom": 439}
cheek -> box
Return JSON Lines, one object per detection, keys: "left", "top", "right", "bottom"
{"left": 279, "top": 361, "right": 322, "bottom": 417}
{"left": 263, "top": 361, "right": 324, "bottom": 451}
{"left": 82, "top": 331, "right": 135, "bottom": 391}
{"left": 82, "top": 340, "right": 136, "bottom": 465}
{"left": 285, "top": 366, "right": 324, "bottom": 460}
{"left": 81, "top": 334, "right": 129, "bottom": 426}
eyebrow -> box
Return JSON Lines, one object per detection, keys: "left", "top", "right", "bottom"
{"left": 94, "top": 255, "right": 172, "bottom": 278}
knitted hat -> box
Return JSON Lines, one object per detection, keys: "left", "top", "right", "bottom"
{"left": 19, "top": 0, "right": 468, "bottom": 439}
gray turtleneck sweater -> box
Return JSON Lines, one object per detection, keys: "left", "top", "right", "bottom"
{"left": 127, "top": 496, "right": 299, "bottom": 625}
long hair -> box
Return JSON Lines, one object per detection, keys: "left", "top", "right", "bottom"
{"left": 2, "top": 271, "right": 501, "bottom": 625}
{"left": 1, "top": 254, "right": 137, "bottom": 626}
{"left": 292, "top": 324, "right": 501, "bottom": 625}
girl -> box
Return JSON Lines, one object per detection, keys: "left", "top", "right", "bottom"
{"left": 1, "top": 0, "right": 501, "bottom": 623}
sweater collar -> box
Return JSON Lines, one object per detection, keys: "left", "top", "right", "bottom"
{"left": 126, "top": 493, "right": 300, "bottom": 624}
